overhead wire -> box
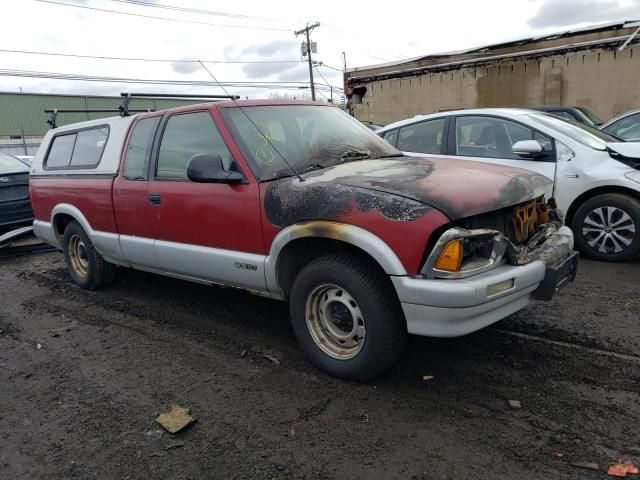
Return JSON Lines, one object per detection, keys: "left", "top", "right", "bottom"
{"left": 106, "top": 0, "right": 283, "bottom": 22}
{"left": 0, "top": 68, "right": 339, "bottom": 91}
{"left": 0, "top": 48, "right": 304, "bottom": 64}
{"left": 32, "top": 0, "right": 293, "bottom": 32}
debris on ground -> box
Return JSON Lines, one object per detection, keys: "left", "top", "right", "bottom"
{"left": 422, "top": 375, "right": 434, "bottom": 381}
{"left": 571, "top": 462, "right": 600, "bottom": 471}
{"left": 289, "top": 426, "right": 296, "bottom": 439}
{"left": 352, "top": 411, "right": 369, "bottom": 424}
{"left": 36, "top": 343, "right": 42, "bottom": 350}
{"left": 240, "top": 349, "right": 247, "bottom": 358}
{"left": 156, "top": 405, "right": 196, "bottom": 434}
{"left": 607, "top": 463, "right": 639, "bottom": 477}
{"left": 262, "top": 353, "right": 281, "bottom": 366}
{"left": 508, "top": 399, "right": 522, "bottom": 410}
{"left": 165, "top": 441, "right": 185, "bottom": 450}
{"left": 550, "top": 448, "right": 564, "bottom": 458}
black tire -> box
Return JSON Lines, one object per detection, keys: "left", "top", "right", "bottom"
{"left": 62, "top": 221, "right": 116, "bottom": 290}
{"left": 572, "top": 193, "right": 640, "bottom": 262}
{"left": 289, "top": 252, "right": 407, "bottom": 381}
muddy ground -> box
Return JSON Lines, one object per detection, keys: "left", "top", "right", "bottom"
{"left": 1, "top": 251, "right": 639, "bottom": 480}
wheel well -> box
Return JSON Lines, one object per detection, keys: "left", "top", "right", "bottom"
{"left": 276, "top": 237, "right": 388, "bottom": 298}
{"left": 566, "top": 186, "right": 640, "bottom": 227}
{"left": 53, "top": 213, "right": 76, "bottom": 239}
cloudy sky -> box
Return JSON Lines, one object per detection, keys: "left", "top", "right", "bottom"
{"left": 0, "top": 0, "right": 638, "bottom": 100}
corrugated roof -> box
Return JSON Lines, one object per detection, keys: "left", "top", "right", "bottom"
{"left": 0, "top": 92, "right": 210, "bottom": 137}
{"left": 345, "top": 19, "right": 640, "bottom": 74}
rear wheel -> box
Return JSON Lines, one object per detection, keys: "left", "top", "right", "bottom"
{"left": 572, "top": 193, "right": 640, "bottom": 262}
{"left": 289, "top": 253, "right": 407, "bottom": 381}
{"left": 62, "top": 221, "right": 116, "bottom": 290}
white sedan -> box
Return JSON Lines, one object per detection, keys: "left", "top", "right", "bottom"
{"left": 377, "top": 109, "right": 640, "bottom": 261}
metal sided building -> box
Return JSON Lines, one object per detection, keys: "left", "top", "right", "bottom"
{"left": 344, "top": 20, "right": 640, "bottom": 126}
{"left": 0, "top": 92, "right": 210, "bottom": 155}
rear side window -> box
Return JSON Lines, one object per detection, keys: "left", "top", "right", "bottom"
{"left": 156, "top": 111, "right": 233, "bottom": 180}
{"left": 70, "top": 127, "right": 108, "bottom": 167}
{"left": 45, "top": 126, "right": 109, "bottom": 169}
{"left": 46, "top": 134, "right": 76, "bottom": 168}
{"left": 124, "top": 117, "right": 161, "bottom": 180}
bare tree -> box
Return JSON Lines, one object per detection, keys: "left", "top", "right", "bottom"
{"left": 268, "top": 91, "right": 311, "bottom": 101}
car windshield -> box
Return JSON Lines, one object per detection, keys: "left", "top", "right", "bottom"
{"left": 577, "top": 107, "right": 603, "bottom": 126}
{"left": 0, "top": 152, "right": 29, "bottom": 174}
{"left": 525, "top": 113, "right": 620, "bottom": 150}
{"left": 221, "top": 105, "right": 402, "bottom": 181}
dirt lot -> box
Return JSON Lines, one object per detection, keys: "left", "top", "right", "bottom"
{"left": 1, "top": 250, "right": 639, "bottom": 480}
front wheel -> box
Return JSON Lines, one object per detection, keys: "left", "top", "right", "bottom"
{"left": 62, "top": 221, "right": 116, "bottom": 290}
{"left": 572, "top": 193, "right": 640, "bottom": 262}
{"left": 289, "top": 253, "right": 407, "bottom": 381}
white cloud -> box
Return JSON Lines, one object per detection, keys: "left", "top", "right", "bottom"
{"left": 528, "top": 0, "right": 639, "bottom": 28}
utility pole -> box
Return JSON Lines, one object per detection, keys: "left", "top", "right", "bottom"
{"left": 295, "top": 22, "right": 320, "bottom": 101}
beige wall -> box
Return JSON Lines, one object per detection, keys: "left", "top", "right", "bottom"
{"left": 350, "top": 44, "right": 640, "bottom": 125}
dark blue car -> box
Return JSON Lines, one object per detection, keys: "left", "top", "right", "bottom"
{"left": 0, "top": 152, "right": 33, "bottom": 232}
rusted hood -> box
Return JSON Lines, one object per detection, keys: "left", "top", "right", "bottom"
{"left": 299, "top": 156, "right": 552, "bottom": 220}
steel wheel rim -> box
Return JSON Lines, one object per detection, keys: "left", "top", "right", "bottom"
{"left": 305, "top": 283, "right": 366, "bottom": 360}
{"left": 68, "top": 234, "right": 89, "bottom": 278}
{"left": 582, "top": 206, "right": 636, "bottom": 254}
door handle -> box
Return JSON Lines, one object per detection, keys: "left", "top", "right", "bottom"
{"left": 148, "top": 193, "right": 161, "bottom": 205}
{"left": 563, "top": 174, "right": 579, "bottom": 178}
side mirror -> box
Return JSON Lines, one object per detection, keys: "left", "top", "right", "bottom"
{"left": 186, "top": 153, "right": 244, "bottom": 184}
{"left": 512, "top": 140, "right": 543, "bottom": 157}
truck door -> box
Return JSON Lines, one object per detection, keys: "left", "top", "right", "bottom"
{"left": 113, "top": 114, "right": 162, "bottom": 268}
{"left": 146, "top": 109, "right": 266, "bottom": 291}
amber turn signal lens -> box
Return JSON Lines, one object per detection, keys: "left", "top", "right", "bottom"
{"left": 434, "top": 239, "right": 463, "bottom": 272}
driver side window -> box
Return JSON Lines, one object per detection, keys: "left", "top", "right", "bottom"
{"left": 455, "top": 116, "right": 553, "bottom": 160}
{"left": 156, "top": 111, "right": 233, "bottom": 180}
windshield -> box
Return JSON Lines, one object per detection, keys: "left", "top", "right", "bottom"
{"left": 525, "top": 113, "right": 620, "bottom": 150}
{"left": 577, "top": 107, "right": 603, "bottom": 126}
{"left": 221, "top": 105, "right": 402, "bottom": 181}
{"left": 0, "top": 152, "right": 29, "bottom": 174}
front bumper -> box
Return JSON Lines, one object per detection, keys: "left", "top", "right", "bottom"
{"left": 392, "top": 227, "right": 578, "bottom": 338}
{"left": 0, "top": 200, "right": 33, "bottom": 229}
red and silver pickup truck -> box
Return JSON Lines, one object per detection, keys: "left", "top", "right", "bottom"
{"left": 30, "top": 100, "right": 578, "bottom": 380}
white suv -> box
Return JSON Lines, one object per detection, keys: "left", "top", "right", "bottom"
{"left": 377, "top": 109, "right": 640, "bottom": 261}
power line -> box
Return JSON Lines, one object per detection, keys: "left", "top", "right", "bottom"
{"left": 32, "top": 0, "right": 293, "bottom": 32}
{"left": 0, "top": 48, "right": 304, "bottom": 64}
{"left": 106, "top": 0, "right": 282, "bottom": 22}
{"left": 316, "top": 63, "right": 343, "bottom": 72}
{"left": 0, "top": 67, "right": 339, "bottom": 91}
{"left": 324, "top": 24, "right": 412, "bottom": 62}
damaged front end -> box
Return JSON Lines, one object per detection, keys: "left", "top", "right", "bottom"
{"left": 422, "top": 197, "right": 578, "bottom": 298}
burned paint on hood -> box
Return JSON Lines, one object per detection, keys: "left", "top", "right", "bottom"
{"left": 264, "top": 176, "right": 432, "bottom": 228}
{"left": 263, "top": 156, "right": 552, "bottom": 227}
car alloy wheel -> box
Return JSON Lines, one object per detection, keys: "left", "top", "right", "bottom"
{"left": 582, "top": 206, "right": 636, "bottom": 254}
{"left": 305, "top": 283, "right": 366, "bottom": 360}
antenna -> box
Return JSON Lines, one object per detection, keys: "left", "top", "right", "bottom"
{"left": 197, "top": 60, "right": 304, "bottom": 183}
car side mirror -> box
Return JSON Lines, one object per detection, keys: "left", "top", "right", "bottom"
{"left": 186, "top": 153, "right": 244, "bottom": 184}
{"left": 512, "top": 140, "right": 544, "bottom": 157}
